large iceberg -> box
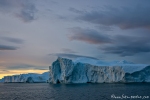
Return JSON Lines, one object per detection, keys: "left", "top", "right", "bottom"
{"left": 49, "top": 57, "right": 150, "bottom": 83}
{"left": 0, "top": 72, "right": 49, "bottom": 83}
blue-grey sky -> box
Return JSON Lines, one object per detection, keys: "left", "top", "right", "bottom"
{"left": 0, "top": 0, "right": 150, "bottom": 78}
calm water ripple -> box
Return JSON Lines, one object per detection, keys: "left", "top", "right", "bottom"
{"left": 0, "top": 83, "right": 150, "bottom": 100}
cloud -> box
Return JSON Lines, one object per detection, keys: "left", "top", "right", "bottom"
{"left": 100, "top": 35, "right": 150, "bottom": 56}
{"left": 15, "top": 1, "right": 37, "bottom": 22}
{"left": 68, "top": 27, "right": 112, "bottom": 44}
{"left": 97, "top": 25, "right": 113, "bottom": 31}
{"left": 0, "top": 37, "right": 23, "bottom": 51}
{"left": 0, "top": 0, "right": 13, "bottom": 11}
{"left": 0, "top": 70, "right": 9, "bottom": 72}
{"left": 77, "top": 6, "right": 150, "bottom": 29}
{"left": 0, "top": 45, "right": 18, "bottom": 50}
{"left": 61, "top": 48, "right": 77, "bottom": 53}
{"left": 67, "top": 27, "right": 150, "bottom": 56}
{"left": 69, "top": 7, "right": 85, "bottom": 14}
{"left": 0, "top": 0, "right": 37, "bottom": 22}
{"left": 49, "top": 53, "right": 99, "bottom": 60}
{"left": 0, "top": 70, "right": 10, "bottom": 74}
{"left": 6, "top": 64, "right": 48, "bottom": 70}
{"left": 1, "top": 37, "right": 24, "bottom": 44}
{"left": 101, "top": 45, "right": 150, "bottom": 56}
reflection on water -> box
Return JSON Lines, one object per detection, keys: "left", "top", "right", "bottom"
{"left": 0, "top": 83, "right": 150, "bottom": 100}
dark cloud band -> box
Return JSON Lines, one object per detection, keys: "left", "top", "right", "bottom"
{"left": 49, "top": 53, "right": 99, "bottom": 60}
{"left": 100, "top": 35, "right": 150, "bottom": 56}
{"left": 1, "top": 37, "right": 24, "bottom": 44}
{"left": 0, "top": 45, "right": 18, "bottom": 50}
{"left": 6, "top": 64, "right": 48, "bottom": 70}
{"left": 68, "top": 27, "right": 112, "bottom": 44}
{"left": 76, "top": 6, "right": 150, "bottom": 29}
{"left": 68, "top": 27, "right": 150, "bottom": 56}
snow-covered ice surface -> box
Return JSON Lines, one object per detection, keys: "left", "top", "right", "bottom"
{"left": 1, "top": 72, "right": 49, "bottom": 83}
{"left": 49, "top": 57, "right": 150, "bottom": 83}
{"left": 73, "top": 57, "right": 148, "bottom": 73}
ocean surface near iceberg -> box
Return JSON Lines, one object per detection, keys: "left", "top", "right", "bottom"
{"left": 0, "top": 83, "right": 150, "bottom": 100}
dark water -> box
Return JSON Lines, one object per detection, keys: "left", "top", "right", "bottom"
{"left": 0, "top": 83, "right": 150, "bottom": 100}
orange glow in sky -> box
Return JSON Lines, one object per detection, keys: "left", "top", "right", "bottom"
{"left": 0, "top": 69, "right": 49, "bottom": 79}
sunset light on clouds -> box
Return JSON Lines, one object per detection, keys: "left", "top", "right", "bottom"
{"left": 0, "top": 0, "right": 150, "bottom": 79}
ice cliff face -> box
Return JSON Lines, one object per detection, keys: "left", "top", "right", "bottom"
{"left": 1, "top": 72, "right": 49, "bottom": 83}
{"left": 125, "top": 66, "right": 150, "bottom": 82}
{"left": 0, "top": 78, "right": 4, "bottom": 82}
{"left": 49, "top": 57, "right": 150, "bottom": 83}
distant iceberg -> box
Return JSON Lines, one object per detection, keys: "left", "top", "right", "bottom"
{"left": 49, "top": 57, "right": 150, "bottom": 83}
{"left": 1, "top": 57, "right": 149, "bottom": 84}
{"left": 0, "top": 72, "right": 49, "bottom": 83}
{"left": 0, "top": 78, "right": 4, "bottom": 83}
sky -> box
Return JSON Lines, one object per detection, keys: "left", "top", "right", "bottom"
{"left": 0, "top": 0, "right": 150, "bottom": 79}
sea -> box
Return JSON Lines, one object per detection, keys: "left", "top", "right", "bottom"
{"left": 0, "top": 83, "right": 150, "bottom": 100}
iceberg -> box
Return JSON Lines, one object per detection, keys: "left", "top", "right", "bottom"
{"left": 49, "top": 57, "right": 150, "bottom": 83}
{"left": 1, "top": 72, "right": 49, "bottom": 83}
{"left": 0, "top": 78, "right": 4, "bottom": 83}
{"left": 1, "top": 57, "right": 149, "bottom": 84}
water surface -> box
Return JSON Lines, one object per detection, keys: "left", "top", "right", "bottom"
{"left": 0, "top": 83, "right": 150, "bottom": 100}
